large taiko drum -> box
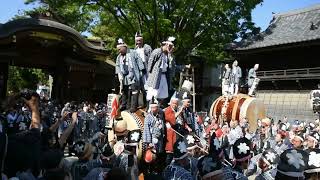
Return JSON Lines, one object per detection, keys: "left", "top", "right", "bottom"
{"left": 209, "top": 94, "right": 266, "bottom": 133}
{"left": 112, "top": 109, "right": 145, "bottom": 159}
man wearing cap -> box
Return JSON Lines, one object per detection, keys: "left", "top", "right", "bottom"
{"left": 305, "top": 149, "right": 320, "bottom": 180}
{"left": 143, "top": 97, "right": 166, "bottom": 175}
{"left": 115, "top": 130, "right": 140, "bottom": 180}
{"left": 71, "top": 141, "right": 103, "bottom": 180}
{"left": 184, "top": 134, "right": 199, "bottom": 179}
{"left": 255, "top": 149, "right": 279, "bottom": 180}
{"left": 146, "top": 37, "right": 176, "bottom": 105}
{"left": 115, "top": 38, "right": 146, "bottom": 112}
{"left": 162, "top": 140, "right": 193, "bottom": 180}
{"left": 134, "top": 32, "right": 152, "bottom": 108}
{"left": 197, "top": 155, "right": 224, "bottom": 180}
{"left": 83, "top": 142, "right": 116, "bottom": 180}
{"left": 232, "top": 137, "right": 252, "bottom": 174}
{"left": 100, "top": 142, "right": 116, "bottom": 169}
{"left": 206, "top": 131, "right": 248, "bottom": 180}
{"left": 180, "top": 92, "right": 200, "bottom": 137}
{"left": 275, "top": 149, "right": 308, "bottom": 179}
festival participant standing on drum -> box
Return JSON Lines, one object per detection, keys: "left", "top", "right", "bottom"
{"left": 146, "top": 37, "right": 176, "bottom": 107}
{"left": 134, "top": 32, "right": 152, "bottom": 108}
{"left": 229, "top": 60, "right": 242, "bottom": 95}
{"left": 115, "top": 38, "right": 146, "bottom": 112}
{"left": 222, "top": 64, "right": 231, "bottom": 96}
{"left": 248, "top": 64, "right": 259, "bottom": 96}
{"left": 248, "top": 64, "right": 259, "bottom": 89}
{"left": 143, "top": 97, "right": 166, "bottom": 176}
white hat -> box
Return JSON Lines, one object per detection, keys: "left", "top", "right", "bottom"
{"left": 135, "top": 32, "right": 143, "bottom": 40}
{"left": 116, "top": 38, "right": 127, "bottom": 48}
{"left": 168, "top": 91, "right": 179, "bottom": 105}
{"left": 182, "top": 92, "right": 191, "bottom": 101}
{"left": 162, "top": 36, "right": 175, "bottom": 46}
{"left": 150, "top": 96, "right": 159, "bottom": 107}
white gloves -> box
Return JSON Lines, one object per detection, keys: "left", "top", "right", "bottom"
{"left": 166, "top": 122, "right": 171, "bottom": 129}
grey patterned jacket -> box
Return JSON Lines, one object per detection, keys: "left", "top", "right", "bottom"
{"left": 146, "top": 48, "right": 175, "bottom": 90}
{"left": 247, "top": 68, "right": 257, "bottom": 87}
{"left": 230, "top": 66, "right": 242, "bottom": 84}
{"left": 135, "top": 44, "right": 152, "bottom": 71}
{"left": 143, "top": 111, "right": 166, "bottom": 153}
{"left": 115, "top": 49, "right": 145, "bottom": 86}
{"left": 223, "top": 166, "right": 248, "bottom": 180}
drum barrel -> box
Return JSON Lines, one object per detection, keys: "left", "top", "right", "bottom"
{"left": 210, "top": 94, "right": 265, "bottom": 133}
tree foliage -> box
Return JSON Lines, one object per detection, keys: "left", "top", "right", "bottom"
{"left": 7, "top": 66, "right": 48, "bottom": 94}
{"left": 24, "top": 0, "right": 262, "bottom": 64}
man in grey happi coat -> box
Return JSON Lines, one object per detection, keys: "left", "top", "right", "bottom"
{"left": 146, "top": 37, "right": 176, "bottom": 105}
{"left": 222, "top": 64, "right": 231, "bottom": 96}
{"left": 134, "top": 32, "right": 152, "bottom": 108}
{"left": 143, "top": 97, "right": 167, "bottom": 175}
{"left": 115, "top": 38, "right": 146, "bottom": 112}
{"left": 229, "top": 60, "right": 242, "bottom": 95}
{"left": 247, "top": 64, "right": 259, "bottom": 87}
{"left": 143, "top": 97, "right": 166, "bottom": 154}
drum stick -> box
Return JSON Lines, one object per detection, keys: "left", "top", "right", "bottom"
{"left": 195, "top": 144, "right": 208, "bottom": 154}
{"left": 169, "top": 126, "right": 209, "bottom": 153}
{"left": 192, "top": 133, "right": 209, "bottom": 147}
{"left": 169, "top": 126, "right": 184, "bottom": 138}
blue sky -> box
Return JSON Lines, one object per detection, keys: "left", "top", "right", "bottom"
{"left": 252, "top": 0, "right": 320, "bottom": 30}
{"left": 1, "top": 0, "right": 320, "bottom": 32}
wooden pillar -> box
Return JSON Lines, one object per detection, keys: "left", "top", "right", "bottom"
{"left": 51, "top": 63, "right": 68, "bottom": 103}
{"left": 0, "top": 62, "right": 8, "bottom": 99}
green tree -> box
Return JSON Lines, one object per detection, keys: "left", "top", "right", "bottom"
{"left": 24, "top": 0, "right": 262, "bottom": 64}
{"left": 7, "top": 66, "right": 48, "bottom": 94}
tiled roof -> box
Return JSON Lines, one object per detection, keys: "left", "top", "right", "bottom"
{"left": 230, "top": 4, "right": 320, "bottom": 51}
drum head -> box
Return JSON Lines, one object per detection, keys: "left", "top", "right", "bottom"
{"left": 121, "top": 110, "right": 145, "bottom": 159}
{"left": 246, "top": 98, "right": 266, "bottom": 133}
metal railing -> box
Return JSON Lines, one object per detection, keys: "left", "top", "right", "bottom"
{"left": 257, "top": 67, "right": 320, "bottom": 81}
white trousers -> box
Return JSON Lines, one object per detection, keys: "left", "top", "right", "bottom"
{"left": 146, "top": 74, "right": 168, "bottom": 100}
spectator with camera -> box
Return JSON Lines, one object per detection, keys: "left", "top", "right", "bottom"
{"left": 41, "top": 110, "right": 78, "bottom": 151}
{"left": 2, "top": 90, "right": 41, "bottom": 178}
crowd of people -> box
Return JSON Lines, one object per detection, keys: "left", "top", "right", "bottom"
{"left": 1, "top": 89, "right": 320, "bottom": 180}
{"left": 0, "top": 33, "right": 320, "bottom": 180}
